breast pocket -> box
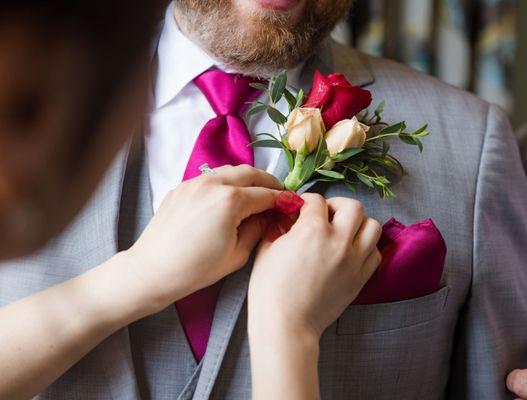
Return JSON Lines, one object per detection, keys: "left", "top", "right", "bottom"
{"left": 337, "top": 286, "right": 450, "bottom": 335}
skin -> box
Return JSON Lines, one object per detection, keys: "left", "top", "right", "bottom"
{"left": 249, "top": 195, "right": 381, "bottom": 399}
{"left": 0, "top": 5, "right": 162, "bottom": 259}
{"left": 508, "top": 369, "right": 527, "bottom": 399}
{"left": 0, "top": 165, "right": 283, "bottom": 399}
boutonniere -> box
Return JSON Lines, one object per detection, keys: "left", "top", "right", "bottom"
{"left": 247, "top": 70, "right": 429, "bottom": 198}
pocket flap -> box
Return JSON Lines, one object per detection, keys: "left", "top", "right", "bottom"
{"left": 337, "top": 286, "right": 450, "bottom": 335}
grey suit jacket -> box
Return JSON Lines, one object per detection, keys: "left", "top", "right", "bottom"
{"left": 1, "top": 40, "right": 526, "bottom": 400}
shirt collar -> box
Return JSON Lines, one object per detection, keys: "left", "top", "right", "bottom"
{"left": 154, "top": 3, "right": 305, "bottom": 110}
{"left": 154, "top": 2, "right": 215, "bottom": 109}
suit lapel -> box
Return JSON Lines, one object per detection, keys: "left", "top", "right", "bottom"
{"left": 193, "top": 40, "right": 376, "bottom": 398}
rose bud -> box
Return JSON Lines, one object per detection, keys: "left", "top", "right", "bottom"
{"left": 286, "top": 107, "right": 326, "bottom": 154}
{"left": 325, "top": 116, "right": 369, "bottom": 156}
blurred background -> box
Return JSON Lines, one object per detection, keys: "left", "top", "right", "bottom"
{"left": 332, "top": 0, "right": 527, "bottom": 141}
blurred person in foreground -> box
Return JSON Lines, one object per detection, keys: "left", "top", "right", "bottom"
{"left": 1, "top": 1, "right": 527, "bottom": 400}
{"left": 0, "top": 1, "right": 383, "bottom": 399}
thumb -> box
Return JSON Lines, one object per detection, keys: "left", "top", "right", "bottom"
{"left": 507, "top": 369, "right": 527, "bottom": 399}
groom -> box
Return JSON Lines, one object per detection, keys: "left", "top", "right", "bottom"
{"left": 1, "top": 0, "right": 527, "bottom": 398}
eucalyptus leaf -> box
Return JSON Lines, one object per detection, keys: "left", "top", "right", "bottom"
{"left": 298, "top": 152, "right": 317, "bottom": 186}
{"left": 399, "top": 134, "right": 417, "bottom": 146}
{"left": 412, "top": 124, "right": 428, "bottom": 136}
{"left": 284, "top": 89, "right": 297, "bottom": 111}
{"left": 357, "top": 173, "right": 375, "bottom": 188}
{"left": 314, "top": 138, "right": 329, "bottom": 169}
{"left": 380, "top": 121, "right": 406, "bottom": 135}
{"left": 317, "top": 170, "right": 345, "bottom": 180}
{"left": 284, "top": 147, "right": 294, "bottom": 170}
{"left": 271, "top": 71, "right": 287, "bottom": 103}
{"left": 381, "top": 141, "right": 390, "bottom": 157}
{"left": 267, "top": 107, "right": 288, "bottom": 125}
{"left": 249, "top": 82, "right": 270, "bottom": 92}
{"left": 249, "top": 139, "right": 283, "bottom": 149}
{"left": 374, "top": 100, "right": 385, "bottom": 116}
{"left": 245, "top": 103, "right": 268, "bottom": 119}
{"left": 345, "top": 181, "right": 357, "bottom": 193}
{"left": 295, "top": 88, "right": 305, "bottom": 108}
{"left": 256, "top": 132, "right": 279, "bottom": 140}
{"left": 332, "top": 148, "right": 364, "bottom": 162}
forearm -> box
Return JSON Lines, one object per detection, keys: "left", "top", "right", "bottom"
{"left": 0, "top": 251, "right": 154, "bottom": 400}
{"left": 249, "top": 320, "right": 321, "bottom": 400}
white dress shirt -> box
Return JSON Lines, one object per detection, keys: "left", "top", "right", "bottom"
{"left": 147, "top": 4, "right": 303, "bottom": 212}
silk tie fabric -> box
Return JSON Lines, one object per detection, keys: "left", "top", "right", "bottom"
{"left": 177, "top": 69, "right": 262, "bottom": 361}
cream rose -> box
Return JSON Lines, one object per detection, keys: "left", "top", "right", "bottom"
{"left": 286, "top": 107, "right": 326, "bottom": 154}
{"left": 325, "top": 116, "right": 369, "bottom": 156}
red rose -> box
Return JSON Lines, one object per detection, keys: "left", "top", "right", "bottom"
{"left": 303, "top": 71, "right": 372, "bottom": 129}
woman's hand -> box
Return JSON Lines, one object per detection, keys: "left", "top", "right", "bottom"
{"left": 0, "top": 164, "right": 282, "bottom": 400}
{"left": 126, "top": 164, "right": 283, "bottom": 314}
{"left": 248, "top": 193, "right": 382, "bottom": 400}
{"left": 249, "top": 193, "right": 382, "bottom": 338}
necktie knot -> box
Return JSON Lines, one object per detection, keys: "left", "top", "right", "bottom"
{"left": 194, "top": 69, "right": 262, "bottom": 116}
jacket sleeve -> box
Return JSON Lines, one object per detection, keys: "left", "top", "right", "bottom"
{"left": 447, "top": 104, "right": 527, "bottom": 399}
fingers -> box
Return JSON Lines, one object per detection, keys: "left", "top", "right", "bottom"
{"left": 353, "top": 217, "right": 383, "bottom": 260}
{"left": 214, "top": 165, "right": 284, "bottom": 190}
{"left": 326, "top": 197, "right": 364, "bottom": 238}
{"left": 296, "top": 193, "right": 329, "bottom": 224}
{"left": 235, "top": 215, "right": 266, "bottom": 265}
{"left": 237, "top": 187, "right": 281, "bottom": 220}
{"left": 507, "top": 369, "right": 527, "bottom": 399}
{"left": 361, "top": 249, "right": 382, "bottom": 280}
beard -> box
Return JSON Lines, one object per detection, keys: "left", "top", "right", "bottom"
{"left": 174, "top": 0, "right": 352, "bottom": 76}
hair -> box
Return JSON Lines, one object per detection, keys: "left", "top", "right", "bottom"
{"left": 0, "top": 1, "right": 168, "bottom": 160}
{"left": 175, "top": 0, "right": 352, "bottom": 76}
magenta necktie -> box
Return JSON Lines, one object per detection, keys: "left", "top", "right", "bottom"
{"left": 177, "top": 69, "right": 262, "bottom": 361}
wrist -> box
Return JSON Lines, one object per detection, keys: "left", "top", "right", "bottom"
{"left": 248, "top": 310, "right": 320, "bottom": 354}
{"left": 82, "top": 251, "right": 161, "bottom": 329}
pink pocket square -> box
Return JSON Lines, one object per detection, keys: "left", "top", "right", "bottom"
{"left": 352, "top": 218, "right": 447, "bottom": 305}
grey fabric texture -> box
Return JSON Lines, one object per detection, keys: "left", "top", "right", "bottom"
{"left": 518, "top": 124, "right": 527, "bottom": 172}
{"left": 0, "top": 39, "right": 526, "bottom": 400}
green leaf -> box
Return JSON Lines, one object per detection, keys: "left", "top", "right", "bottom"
{"left": 267, "top": 107, "right": 288, "bottom": 125}
{"left": 284, "top": 148, "right": 294, "bottom": 170}
{"left": 332, "top": 148, "right": 364, "bottom": 162}
{"left": 256, "top": 133, "right": 278, "bottom": 140}
{"left": 311, "top": 177, "right": 340, "bottom": 183}
{"left": 399, "top": 134, "right": 417, "bottom": 146}
{"left": 357, "top": 173, "right": 375, "bottom": 188}
{"left": 381, "top": 141, "right": 390, "bottom": 157}
{"left": 298, "top": 151, "right": 317, "bottom": 186}
{"left": 271, "top": 71, "right": 287, "bottom": 103}
{"left": 245, "top": 102, "right": 268, "bottom": 119}
{"left": 295, "top": 88, "right": 305, "bottom": 108}
{"left": 380, "top": 121, "right": 406, "bottom": 135}
{"left": 248, "top": 139, "right": 283, "bottom": 149}
{"left": 345, "top": 181, "right": 357, "bottom": 193}
{"left": 317, "top": 170, "right": 345, "bottom": 180}
{"left": 412, "top": 124, "right": 429, "bottom": 136}
{"left": 375, "top": 100, "right": 385, "bottom": 116}
{"left": 314, "top": 138, "right": 329, "bottom": 169}
{"left": 249, "top": 82, "right": 270, "bottom": 91}
{"left": 284, "top": 89, "right": 297, "bottom": 112}
{"left": 415, "top": 138, "right": 424, "bottom": 152}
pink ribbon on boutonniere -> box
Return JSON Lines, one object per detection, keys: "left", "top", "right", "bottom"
{"left": 265, "top": 192, "right": 447, "bottom": 304}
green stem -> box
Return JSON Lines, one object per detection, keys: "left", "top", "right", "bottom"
{"left": 284, "top": 151, "right": 307, "bottom": 191}
{"left": 366, "top": 133, "right": 400, "bottom": 142}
